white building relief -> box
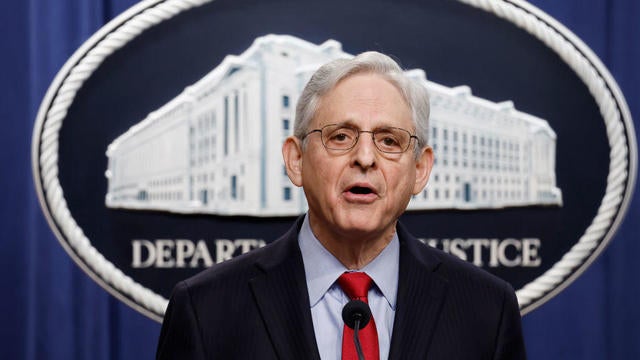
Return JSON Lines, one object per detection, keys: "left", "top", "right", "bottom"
{"left": 105, "top": 34, "right": 562, "bottom": 216}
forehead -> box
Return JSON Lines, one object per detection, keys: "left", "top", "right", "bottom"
{"left": 314, "top": 73, "right": 413, "bottom": 129}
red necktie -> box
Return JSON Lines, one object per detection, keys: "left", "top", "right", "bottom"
{"left": 338, "top": 272, "right": 380, "bottom": 360}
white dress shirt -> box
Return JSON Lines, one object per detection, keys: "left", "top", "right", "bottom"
{"left": 298, "top": 214, "right": 400, "bottom": 360}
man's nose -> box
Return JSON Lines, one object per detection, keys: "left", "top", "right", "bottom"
{"left": 351, "top": 132, "right": 377, "bottom": 169}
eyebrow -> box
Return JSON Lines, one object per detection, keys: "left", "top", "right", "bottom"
{"left": 326, "top": 121, "right": 410, "bottom": 132}
{"left": 324, "top": 120, "right": 357, "bottom": 128}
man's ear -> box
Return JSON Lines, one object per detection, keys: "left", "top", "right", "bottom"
{"left": 412, "top": 146, "right": 434, "bottom": 195}
{"left": 282, "top": 136, "right": 304, "bottom": 187}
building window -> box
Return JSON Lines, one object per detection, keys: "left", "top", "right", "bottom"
{"left": 283, "top": 187, "right": 292, "bottom": 201}
{"left": 282, "top": 95, "right": 290, "bottom": 108}
{"left": 231, "top": 175, "right": 237, "bottom": 199}
{"left": 210, "top": 111, "right": 216, "bottom": 128}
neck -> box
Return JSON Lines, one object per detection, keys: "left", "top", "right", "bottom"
{"left": 309, "top": 218, "right": 396, "bottom": 269}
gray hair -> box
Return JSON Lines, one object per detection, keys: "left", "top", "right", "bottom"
{"left": 294, "top": 51, "right": 430, "bottom": 157}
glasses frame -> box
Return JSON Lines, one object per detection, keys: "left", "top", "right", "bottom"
{"left": 304, "top": 123, "right": 419, "bottom": 154}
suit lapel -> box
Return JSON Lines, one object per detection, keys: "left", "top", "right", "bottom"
{"left": 388, "top": 223, "right": 449, "bottom": 359}
{"left": 249, "top": 220, "right": 321, "bottom": 360}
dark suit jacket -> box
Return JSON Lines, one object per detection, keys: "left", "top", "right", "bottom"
{"left": 156, "top": 218, "right": 526, "bottom": 359}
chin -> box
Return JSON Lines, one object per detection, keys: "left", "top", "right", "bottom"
{"left": 337, "top": 211, "right": 392, "bottom": 235}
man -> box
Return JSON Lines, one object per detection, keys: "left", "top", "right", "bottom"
{"left": 156, "top": 51, "right": 526, "bottom": 359}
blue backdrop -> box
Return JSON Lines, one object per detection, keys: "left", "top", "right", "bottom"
{"left": 1, "top": 0, "right": 638, "bottom": 359}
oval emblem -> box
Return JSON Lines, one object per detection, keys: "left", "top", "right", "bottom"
{"left": 32, "top": 0, "right": 636, "bottom": 321}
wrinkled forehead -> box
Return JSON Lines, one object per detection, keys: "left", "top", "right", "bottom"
{"left": 326, "top": 71, "right": 411, "bottom": 105}
{"left": 314, "top": 73, "right": 414, "bottom": 130}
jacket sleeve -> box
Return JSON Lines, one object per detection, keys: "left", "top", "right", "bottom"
{"left": 493, "top": 283, "right": 527, "bottom": 360}
{"left": 156, "top": 281, "right": 207, "bottom": 360}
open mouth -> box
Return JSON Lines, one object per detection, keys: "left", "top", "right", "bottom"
{"left": 347, "top": 186, "right": 374, "bottom": 195}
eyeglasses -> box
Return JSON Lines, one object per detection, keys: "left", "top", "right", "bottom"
{"left": 304, "top": 124, "right": 418, "bottom": 154}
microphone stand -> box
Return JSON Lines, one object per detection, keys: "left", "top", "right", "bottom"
{"left": 353, "top": 316, "right": 365, "bottom": 360}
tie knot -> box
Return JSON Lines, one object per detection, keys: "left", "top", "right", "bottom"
{"left": 338, "top": 272, "right": 373, "bottom": 301}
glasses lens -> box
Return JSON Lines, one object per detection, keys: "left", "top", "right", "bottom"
{"left": 321, "top": 125, "right": 357, "bottom": 150}
{"left": 374, "top": 128, "right": 410, "bottom": 153}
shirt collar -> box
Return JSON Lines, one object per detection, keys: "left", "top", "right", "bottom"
{"left": 298, "top": 213, "right": 399, "bottom": 309}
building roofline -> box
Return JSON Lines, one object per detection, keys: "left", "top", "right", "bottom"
{"left": 427, "top": 81, "right": 556, "bottom": 137}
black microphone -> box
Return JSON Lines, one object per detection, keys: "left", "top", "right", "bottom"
{"left": 342, "top": 300, "right": 372, "bottom": 360}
